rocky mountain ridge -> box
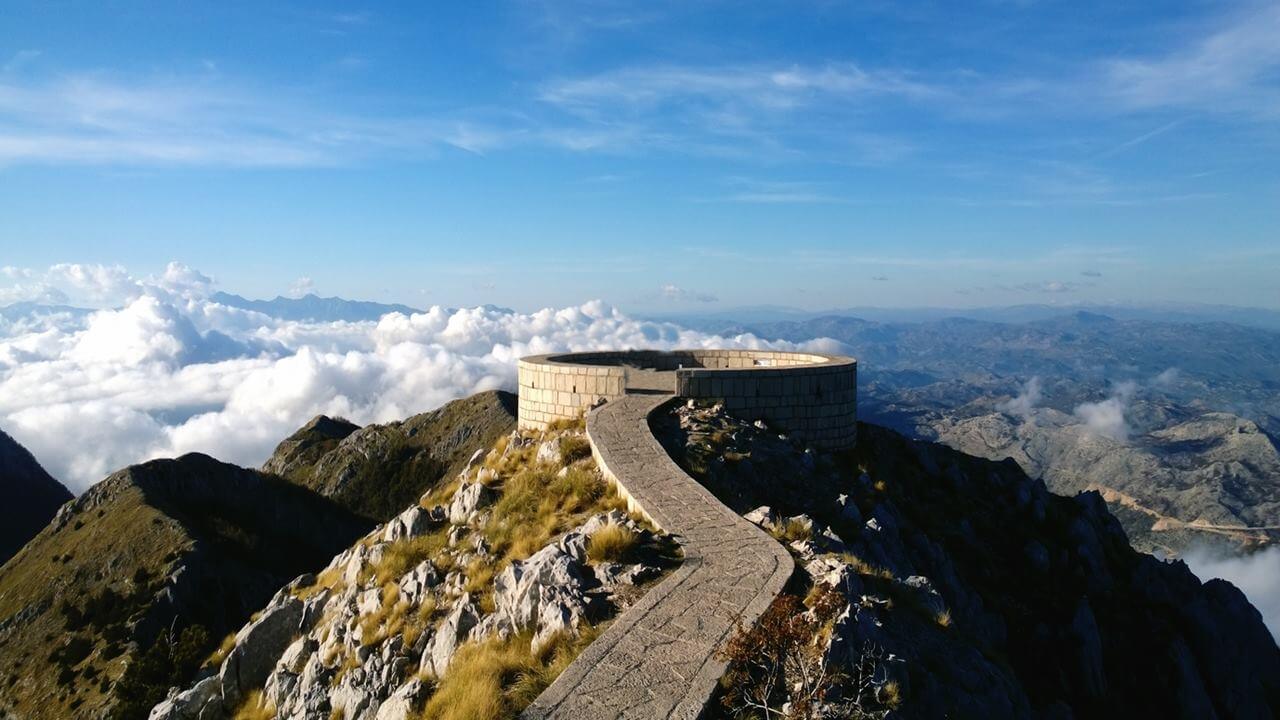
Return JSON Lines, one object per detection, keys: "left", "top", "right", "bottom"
{"left": 154, "top": 422, "right": 676, "bottom": 720}
{"left": 0, "top": 393, "right": 516, "bottom": 720}
{"left": 656, "top": 401, "right": 1280, "bottom": 719}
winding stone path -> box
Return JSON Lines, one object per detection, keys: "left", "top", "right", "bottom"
{"left": 522, "top": 394, "right": 794, "bottom": 720}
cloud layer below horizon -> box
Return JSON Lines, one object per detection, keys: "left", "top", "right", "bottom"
{"left": 0, "top": 263, "right": 835, "bottom": 492}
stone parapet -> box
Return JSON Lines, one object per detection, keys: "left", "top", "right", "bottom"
{"left": 517, "top": 349, "right": 857, "bottom": 449}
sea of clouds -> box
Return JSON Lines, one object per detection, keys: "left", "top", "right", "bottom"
{"left": 0, "top": 263, "right": 840, "bottom": 492}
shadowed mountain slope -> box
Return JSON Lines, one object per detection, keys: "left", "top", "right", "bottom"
{"left": 0, "top": 426, "right": 72, "bottom": 565}
{"left": 0, "top": 453, "right": 371, "bottom": 720}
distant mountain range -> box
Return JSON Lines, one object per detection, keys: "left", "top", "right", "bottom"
{"left": 208, "top": 292, "right": 422, "bottom": 322}
{"left": 656, "top": 302, "right": 1280, "bottom": 332}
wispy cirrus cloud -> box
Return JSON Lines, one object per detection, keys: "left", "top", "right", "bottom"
{"left": 1100, "top": 3, "right": 1280, "bottom": 118}
{"left": 0, "top": 73, "right": 523, "bottom": 167}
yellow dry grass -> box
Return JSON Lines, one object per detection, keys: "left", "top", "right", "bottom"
{"left": 585, "top": 523, "right": 637, "bottom": 563}
{"left": 418, "top": 628, "right": 597, "bottom": 720}
{"left": 231, "top": 689, "right": 276, "bottom": 720}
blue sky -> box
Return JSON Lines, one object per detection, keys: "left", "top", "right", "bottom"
{"left": 1, "top": 1, "right": 1278, "bottom": 312}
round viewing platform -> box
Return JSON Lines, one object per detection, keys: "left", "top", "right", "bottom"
{"left": 517, "top": 349, "right": 857, "bottom": 450}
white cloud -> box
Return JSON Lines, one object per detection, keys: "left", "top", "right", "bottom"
{"left": 1183, "top": 545, "right": 1280, "bottom": 641}
{"left": 289, "top": 277, "right": 315, "bottom": 297}
{"left": 0, "top": 264, "right": 828, "bottom": 492}
{"left": 998, "top": 376, "right": 1042, "bottom": 418}
{"left": 1153, "top": 367, "right": 1180, "bottom": 386}
{"left": 659, "top": 284, "right": 718, "bottom": 303}
{"left": 1073, "top": 380, "right": 1138, "bottom": 441}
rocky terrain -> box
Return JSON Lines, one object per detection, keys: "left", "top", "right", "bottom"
{"left": 702, "top": 311, "right": 1280, "bottom": 555}
{"left": 265, "top": 390, "right": 517, "bottom": 522}
{"left": 153, "top": 421, "right": 677, "bottom": 720}
{"left": 655, "top": 402, "right": 1280, "bottom": 719}
{"left": 0, "top": 427, "right": 71, "bottom": 564}
{"left": 0, "top": 393, "right": 515, "bottom": 720}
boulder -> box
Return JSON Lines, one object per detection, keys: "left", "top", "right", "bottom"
{"left": 448, "top": 481, "right": 496, "bottom": 525}
{"left": 423, "top": 594, "right": 480, "bottom": 677}
{"left": 536, "top": 439, "right": 562, "bottom": 465}
{"left": 383, "top": 505, "right": 437, "bottom": 543}
{"left": 492, "top": 544, "right": 588, "bottom": 631}
{"left": 397, "top": 560, "right": 440, "bottom": 605}
{"left": 147, "top": 675, "right": 221, "bottom": 720}
{"left": 743, "top": 505, "right": 779, "bottom": 529}
{"left": 218, "top": 596, "right": 305, "bottom": 707}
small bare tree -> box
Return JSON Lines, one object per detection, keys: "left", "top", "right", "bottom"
{"left": 717, "top": 587, "right": 900, "bottom": 719}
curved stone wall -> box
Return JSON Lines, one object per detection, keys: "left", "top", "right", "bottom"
{"left": 517, "top": 349, "right": 857, "bottom": 449}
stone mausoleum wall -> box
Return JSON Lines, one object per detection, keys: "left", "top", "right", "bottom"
{"left": 517, "top": 349, "right": 857, "bottom": 449}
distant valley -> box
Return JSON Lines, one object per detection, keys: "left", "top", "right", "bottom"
{"left": 699, "top": 311, "right": 1280, "bottom": 556}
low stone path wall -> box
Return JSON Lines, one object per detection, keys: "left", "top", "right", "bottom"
{"left": 522, "top": 395, "right": 794, "bottom": 720}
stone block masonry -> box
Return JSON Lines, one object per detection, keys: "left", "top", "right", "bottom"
{"left": 518, "top": 349, "right": 857, "bottom": 450}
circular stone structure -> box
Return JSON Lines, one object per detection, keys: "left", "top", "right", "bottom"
{"left": 517, "top": 349, "right": 857, "bottom": 450}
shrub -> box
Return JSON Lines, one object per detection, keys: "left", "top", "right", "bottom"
{"left": 586, "top": 524, "right": 637, "bottom": 564}
{"left": 110, "top": 624, "right": 211, "bottom": 720}
{"left": 718, "top": 588, "right": 898, "bottom": 719}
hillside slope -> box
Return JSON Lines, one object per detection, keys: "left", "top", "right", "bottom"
{"left": 0, "top": 454, "right": 371, "bottom": 720}
{"left": 154, "top": 420, "right": 677, "bottom": 720}
{"left": 0, "top": 426, "right": 73, "bottom": 565}
{"left": 264, "top": 390, "right": 517, "bottom": 522}
{"left": 656, "top": 403, "right": 1280, "bottom": 719}
{"left": 0, "top": 392, "right": 515, "bottom": 720}
{"left": 918, "top": 406, "right": 1280, "bottom": 554}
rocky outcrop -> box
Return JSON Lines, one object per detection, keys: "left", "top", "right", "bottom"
{"left": 153, "top": 427, "right": 670, "bottom": 720}
{"left": 656, "top": 401, "right": 1280, "bottom": 719}
{"left": 261, "top": 415, "right": 360, "bottom": 480}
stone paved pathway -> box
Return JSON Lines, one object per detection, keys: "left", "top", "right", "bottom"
{"left": 522, "top": 394, "right": 794, "bottom": 720}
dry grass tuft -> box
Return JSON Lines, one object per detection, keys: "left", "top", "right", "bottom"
{"left": 484, "top": 464, "right": 625, "bottom": 565}
{"left": 419, "top": 628, "right": 596, "bottom": 720}
{"left": 771, "top": 518, "right": 813, "bottom": 544}
{"left": 557, "top": 434, "right": 593, "bottom": 465}
{"left": 546, "top": 415, "right": 585, "bottom": 433}
{"left": 879, "top": 680, "right": 902, "bottom": 709}
{"left": 366, "top": 530, "right": 450, "bottom": 587}
{"left": 203, "top": 630, "right": 239, "bottom": 669}
{"left": 585, "top": 524, "right": 637, "bottom": 564}
{"left": 231, "top": 689, "right": 276, "bottom": 720}
{"left": 357, "top": 583, "right": 404, "bottom": 647}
